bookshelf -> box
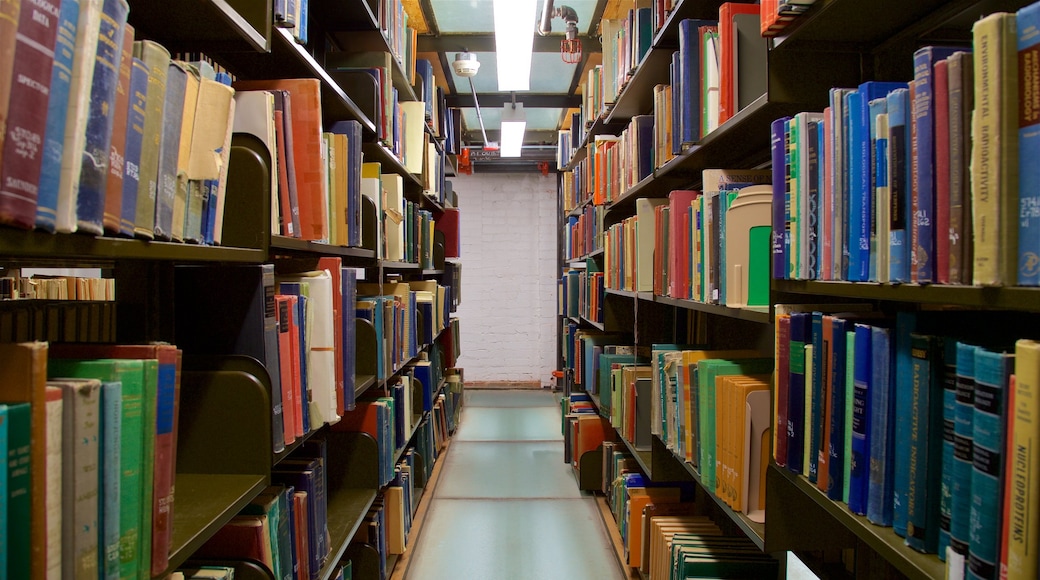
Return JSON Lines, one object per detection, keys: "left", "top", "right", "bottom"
{"left": 558, "top": 0, "right": 1039, "bottom": 577}
{"left": 0, "top": 0, "right": 463, "bottom": 579}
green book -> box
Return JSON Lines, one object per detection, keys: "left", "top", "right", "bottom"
{"left": 844, "top": 330, "right": 856, "bottom": 503}
{"left": 4, "top": 403, "right": 30, "bottom": 580}
{"left": 696, "top": 358, "right": 773, "bottom": 492}
{"left": 48, "top": 357, "right": 152, "bottom": 580}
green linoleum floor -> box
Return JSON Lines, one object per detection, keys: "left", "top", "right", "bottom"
{"left": 402, "top": 389, "right": 626, "bottom": 580}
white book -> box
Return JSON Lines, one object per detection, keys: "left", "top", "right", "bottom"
{"left": 383, "top": 173, "right": 405, "bottom": 262}
{"left": 278, "top": 270, "right": 339, "bottom": 427}
{"left": 401, "top": 101, "right": 426, "bottom": 174}
{"left": 232, "top": 90, "right": 278, "bottom": 235}
{"left": 635, "top": 198, "right": 668, "bottom": 292}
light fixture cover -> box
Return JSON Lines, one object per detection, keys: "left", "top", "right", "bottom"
{"left": 500, "top": 103, "right": 526, "bottom": 158}
{"left": 493, "top": 0, "right": 537, "bottom": 91}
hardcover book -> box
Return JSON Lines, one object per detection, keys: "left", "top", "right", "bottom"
{"left": 132, "top": 39, "right": 172, "bottom": 239}
{"left": 55, "top": 377, "right": 102, "bottom": 580}
{"left": 152, "top": 61, "right": 187, "bottom": 240}
{"left": 119, "top": 57, "right": 149, "bottom": 236}
{"left": 102, "top": 23, "right": 134, "bottom": 235}
{"left": 1018, "top": 2, "right": 1040, "bottom": 285}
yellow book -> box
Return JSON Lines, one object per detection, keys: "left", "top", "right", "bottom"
{"left": 171, "top": 61, "right": 199, "bottom": 242}
{"left": 680, "top": 349, "right": 762, "bottom": 464}
{"left": 1009, "top": 339, "right": 1040, "bottom": 578}
{"left": 332, "top": 133, "right": 349, "bottom": 246}
{"left": 971, "top": 12, "right": 1019, "bottom": 285}
{"left": 386, "top": 486, "right": 406, "bottom": 554}
{"left": 324, "top": 134, "right": 336, "bottom": 246}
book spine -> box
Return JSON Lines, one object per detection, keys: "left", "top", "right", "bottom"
{"left": 893, "top": 311, "right": 916, "bottom": 536}
{"left": 844, "top": 329, "right": 855, "bottom": 503}
{"left": 848, "top": 323, "right": 871, "bottom": 515}
{"left": 786, "top": 312, "right": 809, "bottom": 475}
{"left": 103, "top": 22, "right": 133, "bottom": 234}
{"left": 912, "top": 48, "right": 938, "bottom": 283}
{"left": 35, "top": 0, "right": 81, "bottom": 232}
{"left": 875, "top": 108, "right": 890, "bottom": 283}
{"left": 1018, "top": 3, "right": 1040, "bottom": 285}
{"left": 61, "top": 380, "right": 101, "bottom": 580}
{"left": 867, "top": 326, "right": 894, "bottom": 526}
{"left": 950, "top": 342, "right": 976, "bottom": 559}
{"left": 0, "top": 0, "right": 62, "bottom": 229}
{"left": 1008, "top": 339, "right": 1040, "bottom": 578}
{"left": 152, "top": 62, "right": 186, "bottom": 240}
{"left": 971, "top": 12, "right": 1019, "bottom": 286}
{"left": 935, "top": 58, "right": 951, "bottom": 284}
{"left": 771, "top": 117, "right": 790, "bottom": 280}
{"left": 846, "top": 91, "right": 868, "bottom": 281}
{"left": 888, "top": 88, "right": 910, "bottom": 283}
{"left": 827, "top": 316, "right": 847, "bottom": 501}
{"left": 149, "top": 352, "right": 179, "bottom": 576}
{"left": 948, "top": 51, "right": 973, "bottom": 285}
{"left": 44, "top": 390, "right": 62, "bottom": 579}
{"left": 100, "top": 381, "right": 121, "bottom": 580}
{"left": 867, "top": 99, "right": 885, "bottom": 281}
{"left": 133, "top": 40, "right": 170, "bottom": 239}
{"left": 939, "top": 340, "right": 958, "bottom": 560}
{"left": 75, "top": 0, "right": 129, "bottom": 235}
{"left": 120, "top": 58, "right": 147, "bottom": 236}
{"left": 807, "top": 119, "right": 820, "bottom": 280}
{"left": 906, "top": 333, "right": 943, "bottom": 554}
{"left": 968, "top": 347, "right": 1010, "bottom": 579}
{"left": 5, "top": 403, "right": 32, "bottom": 579}
{"left": 774, "top": 314, "right": 791, "bottom": 467}
{"left": 808, "top": 312, "right": 823, "bottom": 483}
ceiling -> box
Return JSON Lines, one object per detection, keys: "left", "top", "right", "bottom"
{"left": 404, "top": 0, "right": 617, "bottom": 169}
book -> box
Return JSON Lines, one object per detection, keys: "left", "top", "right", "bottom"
{"left": 717, "top": 3, "right": 760, "bottom": 126}
{"left": 678, "top": 18, "right": 717, "bottom": 146}
{"left": 948, "top": 51, "right": 974, "bottom": 285}
{"left": 152, "top": 61, "right": 187, "bottom": 240}
{"left": 278, "top": 269, "right": 340, "bottom": 428}
{"left": 0, "top": 342, "right": 49, "bottom": 579}
{"left": 0, "top": 0, "right": 18, "bottom": 182}
{"left": 906, "top": 333, "right": 945, "bottom": 553}
{"left": 54, "top": 377, "right": 102, "bottom": 579}
{"left": 887, "top": 88, "right": 911, "bottom": 283}
{"left": 1007, "top": 339, "right": 1040, "bottom": 578}
{"left": 969, "top": 347, "right": 1011, "bottom": 579}
{"left": 44, "top": 387, "right": 63, "bottom": 578}
{"left": 170, "top": 61, "right": 199, "bottom": 242}
{"left": 1018, "top": 2, "right": 1040, "bottom": 285}
{"left": 848, "top": 323, "right": 872, "bottom": 515}
{"left": 827, "top": 316, "right": 849, "bottom": 501}
{"left": 771, "top": 116, "right": 791, "bottom": 280}
{"left": 132, "top": 40, "right": 172, "bottom": 239}
{"left": 35, "top": 0, "right": 82, "bottom": 232}
{"left": 233, "top": 78, "right": 328, "bottom": 242}
{"left": 0, "top": 0, "right": 63, "bottom": 230}
{"left": 102, "top": 23, "right": 134, "bottom": 235}
{"left": 939, "top": 339, "right": 957, "bottom": 561}
{"left": 971, "top": 12, "right": 1019, "bottom": 286}
{"left": 75, "top": 0, "right": 130, "bottom": 235}
{"left": 3, "top": 401, "right": 29, "bottom": 579}
{"left": 949, "top": 342, "right": 977, "bottom": 561}
{"left": 98, "top": 380, "right": 121, "bottom": 580}
{"left": 119, "top": 57, "right": 148, "bottom": 236}
{"left": 867, "top": 325, "right": 894, "bottom": 527}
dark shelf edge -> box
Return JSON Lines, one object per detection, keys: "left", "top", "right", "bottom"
{"left": 772, "top": 278, "right": 1040, "bottom": 311}
{"left": 676, "top": 456, "right": 767, "bottom": 551}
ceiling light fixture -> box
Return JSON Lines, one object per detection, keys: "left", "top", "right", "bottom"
{"left": 493, "top": 0, "right": 536, "bottom": 91}
{"left": 500, "top": 101, "right": 526, "bottom": 158}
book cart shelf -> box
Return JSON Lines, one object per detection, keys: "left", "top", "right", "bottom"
{"left": 557, "top": 0, "right": 1039, "bottom": 578}
{"left": 0, "top": 0, "right": 462, "bottom": 578}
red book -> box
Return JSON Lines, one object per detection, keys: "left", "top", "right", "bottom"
{"left": 275, "top": 294, "right": 298, "bottom": 445}
{"left": 103, "top": 24, "right": 135, "bottom": 235}
{"left": 717, "top": 2, "right": 760, "bottom": 126}
{"left": 817, "top": 315, "right": 834, "bottom": 493}
{"left": 0, "top": 0, "right": 62, "bottom": 229}
{"left": 193, "top": 515, "right": 272, "bottom": 568}
{"left": 435, "top": 207, "right": 461, "bottom": 258}
{"left": 233, "top": 78, "right": 328, "bottom": 241}
{"left": 668, "top": 189, "right": 700, "bottom": 299}
{"left": 293, "top": 491, "right": 311, "bottom": 580}
{"left": 332, "top": 399, "right": 385, "bottom": 438}
{"left": 774, "top": 314, "right": 791, "bottom": 467}
{"left": 934, "top": 59, "right": 951, "bottom": 284}
{"left": 318, "top": 257, "right": 345, "bottom": 416}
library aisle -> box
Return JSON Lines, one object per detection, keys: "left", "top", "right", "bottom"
{"left": 401, "top": 389, "right": 626, "bottom": 580}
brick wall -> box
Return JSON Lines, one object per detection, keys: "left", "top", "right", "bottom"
{"left": 451, "top": 172, "right": 558, "bottom": 384}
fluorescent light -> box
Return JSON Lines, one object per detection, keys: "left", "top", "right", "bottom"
{"left": 493, "top": 0, "right": 536, "bottom": 91}
{"left": 500, "top": 103, "right": 526, "bottom": 158}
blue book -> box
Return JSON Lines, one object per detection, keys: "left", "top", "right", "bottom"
{"left": 35, "top": 0, "right": 82, "bottom": 232}
{"left": 678, "top": 19, "right": 716, "bottom": 146}
{"left": 1018, "top": 1, "right": 1040, "bottom": 285}
{"left": 634, "top": 8, "right": 652, "bottom": 64}
{"left": 892, "top": 311, "right": 916, "bottom": 537}
{"left": 808, "top": 312, "right": 824, "bottom": 483}
{"left": 340, "top": 267, "right": 357, "bottom": 411}
{"left": 99, "top": 381, "right": 122, "bottom": 580}
{"left": 848, "top": 82, "right": 908, "bottom": 282}
{"left": 906, "top": 333, "right": 945, "bottom": 554}
{"left": 912, "top": 46, "right": 960, "bottom": 283}
{"left": 328, "top": 120, "right": 363, "bottom": 248}
{"left": 786, "top": 311, "right": 811, "bottom": 475}
{"left": 968, "top": 347, "right": 1011, "bottom": 579}
{"left": 633, "top": 115, "right": 655, "bottom": 181}
{"left": 153, "top": 62, "right": 186, "bottom": 240}
{"left": 771, "top": 117, "right": 791, "bottom": 280}
{"left": 76, "top": 0, "right": 130, "bottom": 235}
{"left": 119, "top": 58, "right": 148, "bottom": 237}
{"left": 887, "top": 88, "right": 911, "bottom": 283}
{"left": 938, "top": 339, "right": 958, "bottom": 561}
{"left": 848, "top": 323, "right": 872, "bottom": 515}
{"left": 867, "top": 97, "right": 887, "bottom": 281}
{"left": 950, "top": 342, "right": 976, "bottom": 561}
{"left": 867, "top": 326, "right": 895, "bottom": 526}
{"left": 827, "top": 316, "right": 849, "bottom": 501}
{"left": 272, "top": 461, "right": 323, "bottom": 580}
{"left": 670, "top": 50, "right": 682, "bottom": 155}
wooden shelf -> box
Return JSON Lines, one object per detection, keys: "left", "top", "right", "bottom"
{"left": 773, "top": 278, "right": 1040, "bottom": 312}
{"left": 163, "top": 473, "right": 269, "bottom": 576}
{"left": 318, "top": 488, "right": 379, "bottom": 580}
{"left": 606, "top": 48, "right": 674, "bottom": 122}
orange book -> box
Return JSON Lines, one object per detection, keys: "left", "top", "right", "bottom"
{"left": 574, "top": 414, "right": 615, "bottom": 461}
{"left": 275, "top": 294, "right": 298, "bottom": 444}
{"left": 103, "top": 25, "right": 135, "bottom": 234}
{"left": 233, "top": 78, "right": 328, "bottom": 242}
{"left": 718, "top": 2, "right": 761, "bottom": 125}
{"left": 626, "top": 487, "right": 684, "bottom": 567}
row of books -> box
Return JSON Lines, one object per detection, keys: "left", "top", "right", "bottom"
{"left": 600, "top": 7, "right": 656, "bottom": 115}
{"left": 196, "top": 439, "right": 331, "bottom": 580}
{"left": 599, "top": 172, "right": 773, "bottom": 308}
{"left": 274, "top": 0, "right": 310, "bottom": 44}
{"left": 560, "top": 267, "right": 605, "bottom": 326}
{"left": 0, "top": 1, "right": 239, "bottom": 244}
{"left": 773, "top": 304, "right": 1040, "bottom": 578}
{"left": 562, "top": 395, "right": 614, "bottom": 473}
{"left": 0, "top": 273, "right": 115, "bottom": 301}
{"left": 771, "top": 3, "right": 1040, "bottom": 287}
{"left": 563, "top": 203, "right": 605, "bottom": 261}
{"left": 644, "top": 513, "right": 779, "bottom": 578}
{"left": 0, "top": 299, "right": 117, "bottom": 344}
{"left": 0, "top": 342, "right": 182, "bottom": 580}
{"left": 357, "top": 279, "right": 452, "bottom": 383}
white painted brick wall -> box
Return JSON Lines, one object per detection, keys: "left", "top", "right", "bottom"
{"left": 451, "top": 172, "right": 558, "bottom": 384}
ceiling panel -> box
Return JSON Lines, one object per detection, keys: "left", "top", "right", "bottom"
{"left": 430, "top": 0, "right": 601, "bottom": 35}
{"left": 461, "top": 106, "right": 565, "bottom": 132}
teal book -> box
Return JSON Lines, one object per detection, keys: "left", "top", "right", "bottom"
{"left": 0, "top": 404, "right": 8, "bottom": 576}
{"left": 99, "top": 381, "right": 122, "bottom": 580}
{"left": 905, "top": 333, "right": 944, "bottom": 554}
{"left": 938, "top": 339, "right": 958, "bottom": 561}
{"left": 867, "top": 325, "right": 894, "bottom": 526}
{"left": 949, "top": 342, "right": 976, "bottom": 560}
{"left": 75, "top": 0, "right": 130, "bottom": 234}
{"left": 826, "top": 316, "right": 849, "bottom": 501}
{"left": 35, "top": 0, "right": 82, "bottom": 232}
{"left": 4, "top": 403, "right": 30, "bottom": 579}
{"left": 968, "top": 347, "right": 1011, "bottom": 579}
{"left": 892, "top": 311, "right": 917, "bottom": 536}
